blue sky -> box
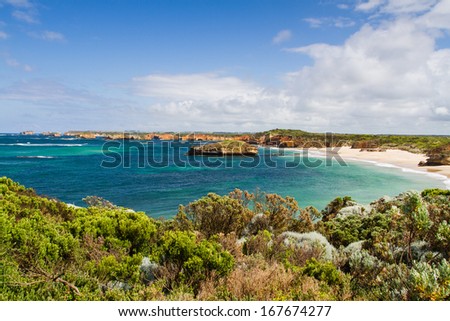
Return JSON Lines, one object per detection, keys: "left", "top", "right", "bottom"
{"left": 1, "top": 0, "right": 450, "bottom": 134}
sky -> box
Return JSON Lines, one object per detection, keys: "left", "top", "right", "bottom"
{"left": 1, "top": 0, "right": 450, "bottom": 134}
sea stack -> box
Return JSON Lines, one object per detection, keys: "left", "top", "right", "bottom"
{"left": 187, "top": 140, "right": 258, "bottom": 156}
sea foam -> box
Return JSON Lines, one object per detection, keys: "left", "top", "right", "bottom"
{"left": 17, "top": 156, "right": 56, "bottom": 159}
{"left": 1, "top": 143, "right": 87, "bottom": 147}
{"left": 348, "top": 158, "right": 450, "bottom": 190}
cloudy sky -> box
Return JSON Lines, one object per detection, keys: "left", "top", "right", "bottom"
{"left": 1, "top": 0, "right": 450, "bottom": 134}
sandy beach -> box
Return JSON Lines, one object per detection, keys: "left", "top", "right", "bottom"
{"left": 318, "top": 146, "right": 450, "bottom": 180}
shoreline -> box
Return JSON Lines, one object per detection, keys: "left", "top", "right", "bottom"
{"left": 314, "top": 146, "right": 450, "bottom": 186}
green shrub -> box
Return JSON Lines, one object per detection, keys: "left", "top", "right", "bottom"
{"left": 67, "top": 207, "right": 157, "bottom": 255}
{"left": 1, "top": 177, "right": 450, "bottom": 301}
{"left": 155, "top": 231, "right": 234, "bottom": 289}
{"left": 421, "top": 189, "right": 450, "bottom": 198}
{"left": 321, "top": 196, "right": 355, "bottom": 222}
{"left": 176, "top": 193, "right": 253, "bottom": 238}
{"left": 303, "top": 258, "right": 344, "bottom": 286}
{"left": 409, "top": 259, "right": 450, "bottom": 300}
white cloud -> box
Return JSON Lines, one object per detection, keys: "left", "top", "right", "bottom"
{"left": 284, "top": 4, "right": 450, "bottom": 133}
{"left": 337, "top": 4, "right": 350, "bottom": 9}
{"left": 2, "top": 0, "right": 39, "bottom": 26}
{"left": 334, "top": 17, "right": 356, "bottom": 28}
{"left": 0, "top": 79, "right": 139, "bottom": 132}
{"left": 23, "top": 64, "right": 32, "bottom": 72}
{"left": 304, "top": 17, "right": 355, "bottom": 29}
{"left": 12, "top": 10, "right": 38, "bottom": 24}
{"left": 6, "top": 58, "right": 20, "bottom": 67}
{"left": 132, "top": 73, "right": 263, "bottom": 102}
{"left": 0, "top": 79, "right": 134, "bottom": 109}
{"left": 272, "top": 29, "right": 292, "bottom": 44}
{"left": 129, "top": 0, "right": 450, "bottom": 134}
{"left": 0, "top": 31, "right": 8, "bottom": 39}
{"left": 129, "top": 73, "right": 313, "bottom": 131}
{"left": 356, "top": 0, "right": 441, "bottom": 15}
{"left": 356, "top": 0, "right": 385, "bottom": 12}
{"left": 382, "top": 0, "right": 439, "bottom": 14}
{"left": 41, "top": 31, "right": 65, "bottom": 41}
{"left": 3, "top": 1, "right": 448, "bottom": 134}
{"left": 417, "top": 0, "right": 450, "bottom": 29}
{"left": 143, "top": 91, "right": 304, "bottom": 132}
{"left": 30, "top": 30, "right": 66, "bottom": 42}
{"left": 304, "top": 18, "right": 323, "bottom": 28}
{"left": 435, "top": 107, "right": 449, "bottom": 115}
{"left": 5, "top": 58, "right": 32, "bottom": 72}
{"left": 3, "top": 0, "right": 33, "bottom": 8}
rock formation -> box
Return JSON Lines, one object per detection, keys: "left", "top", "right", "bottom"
{"left": 187, "top": 140, "right": 258, "bottom": 156}
{"left": 419, "top": 145, "right": 450, "bottom": 166}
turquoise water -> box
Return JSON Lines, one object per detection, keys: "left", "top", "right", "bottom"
{"left": 0, "top": 134, "right": 448, "bottom": 218}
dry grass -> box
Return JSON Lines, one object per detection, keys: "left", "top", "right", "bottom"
{"left": 197, "top": 254, "right": 354, "bottom": 301}
{"left": 198, "top": 257, "right": 296, "bottom": 300}
{"left": 215, "top": 232, "right": 244, "bottom": 261}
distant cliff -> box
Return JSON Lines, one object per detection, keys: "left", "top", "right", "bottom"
{"left": 64, "top": 131, "right": 244, "bottom": 141}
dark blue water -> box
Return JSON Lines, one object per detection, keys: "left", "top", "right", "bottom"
{"left": 0, "top": 134, "right": 447, "bottom": 218}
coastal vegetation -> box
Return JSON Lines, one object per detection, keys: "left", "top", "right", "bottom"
{"left": 1, "top": 177, "right": 449, "bottom": 301}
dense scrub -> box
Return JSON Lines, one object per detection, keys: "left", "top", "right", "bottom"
{"left": 0, "top": 178, "right": 449, "bottom": 300}
{"left": 258, "top": 128, "right": 450, "bottom": 153}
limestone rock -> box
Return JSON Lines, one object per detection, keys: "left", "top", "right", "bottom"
{"left": 187, "top": 140, "right": 258, "bottom": 156}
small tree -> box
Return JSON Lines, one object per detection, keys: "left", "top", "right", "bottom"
{"left": 155, "top": 231, "right": 234, "bottom": 293}
{"left": 321, "top": 196, "right": 354, "bottom": 222}
{"left": 261, "top": 194, "right": 300, "bottom": 234}
{"left": 401, "top": 192, "right": 432, "bottom": 263}
{"left": 176, "top": 193, "right": 253, "bottom": 238}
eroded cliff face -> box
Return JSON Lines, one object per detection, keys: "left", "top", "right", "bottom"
{"left": 64, "top": 131, "right": 244, "bottom": 141}
{"left": 187, "top": 140, "right": 258, "bottom": 156}
{"left": 420, "top": 145, "right": 450, "bottom": 166}
{"left": 419, "top": 145, "right": 450, "bottom": 166}
{"left": 350, "top": 140, "right": 384, "bottom": 150}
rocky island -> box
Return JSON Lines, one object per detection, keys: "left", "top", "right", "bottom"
{"left": 187, "top": 140, "right": 258, "bottom": 156}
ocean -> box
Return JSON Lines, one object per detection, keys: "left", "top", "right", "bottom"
{"left": 0, "top": 134, "right": 448, "bottom": 218}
